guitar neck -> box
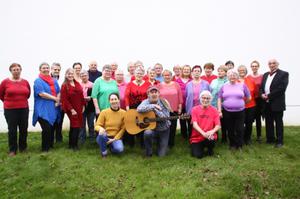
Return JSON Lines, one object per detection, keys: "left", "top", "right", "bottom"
{"left": 148, "top": 115, "right": 184, "bottom": 122}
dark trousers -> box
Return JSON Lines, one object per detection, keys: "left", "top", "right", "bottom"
{"left": 223, "top": 109, "right": 245, "bottom": 148}
{"left": 168, "top": 112, "right": 178, "bottom": 148}
{"left": 4, "top": 108, "right": 29, "bottom": 153}
{"left": 53, "top": 111, "right": 64, "bottom": 142}
{"left": 254, "top": 98, "right": 263, "bottom": 138}
{"left": 179, "top": 108, "right": 189, "bottom": 139}
{"left": 191, "top": 140, "right": 215, "bottom": 159}
{"left": 69, "top": 127, "right": 80, "bottom": 149}
{"left": 264, "top": 103, "right": 284, "bottom": 144}
{"left": 220, "top": 116, "right": 228, "bottom": 142}
{"left": 123, "top": 132, "right": 144, "bottom": 148}
{"left": 38, "top": 118, "right": 54, "bottom": 152}
{"left": 244, "top": 107, "right": 256, "bottom": 144}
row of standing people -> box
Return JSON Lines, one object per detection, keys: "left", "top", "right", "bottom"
{"left": 0, "top": 59, "right": 288, "bottom": 157}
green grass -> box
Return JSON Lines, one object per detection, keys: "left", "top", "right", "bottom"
{"left": 0, "top": 127, "right": 300, "bottom": 199}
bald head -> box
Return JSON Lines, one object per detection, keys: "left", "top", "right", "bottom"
{"left": 89, "top": 61, "right": 98, "bottom": 72}
{"left": 268, "top": 59, "right": 279, "bottom": 73}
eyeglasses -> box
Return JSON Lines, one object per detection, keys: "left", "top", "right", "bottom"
{"left": 201, "top": 97, "right": 210, "bottom": 100}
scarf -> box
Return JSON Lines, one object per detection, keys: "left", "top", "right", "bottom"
{"left": 39, "top": 74, "right": 57, "bottom": 96}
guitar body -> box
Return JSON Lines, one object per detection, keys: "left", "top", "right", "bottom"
{"left": 124, "top": 109, "right": 157, "bottom": 135}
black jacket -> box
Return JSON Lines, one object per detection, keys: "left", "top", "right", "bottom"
{"left": 260, "top": 69, "right": 289, "bottom": 112}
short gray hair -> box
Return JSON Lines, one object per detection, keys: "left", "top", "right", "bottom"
{"left": 102, "top": 64, "right": 112, "bottom": 71}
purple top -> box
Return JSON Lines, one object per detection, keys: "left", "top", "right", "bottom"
{"left": 218, "top": 82, "right": 250, "bottom": 112}
{"left": 185, "top": 80, "right": 211, "bottom": 114}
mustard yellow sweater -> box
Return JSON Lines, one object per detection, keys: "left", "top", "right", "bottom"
{"left": 95, "top": 108, "right": 126, "bottom": 140}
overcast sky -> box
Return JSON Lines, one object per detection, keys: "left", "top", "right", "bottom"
{"left": 0, "top": 0, "right": 299, "bottom": 127}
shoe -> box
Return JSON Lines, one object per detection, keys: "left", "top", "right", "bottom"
{"left": 275, "top": 143, "right": 283, "bottom": 148}
{"left": 9, "top": 152, "right": 16, "bottom": 157}
{"left": 207, "top": 150, "right": 214, "bottom": 156}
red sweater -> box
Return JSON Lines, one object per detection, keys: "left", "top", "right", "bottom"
{"left": 0, "top": 78, "right": 31, "bottom": 109}
{"left": 201, "top": 75, "right": 217, "bottom": 84}
{"left": 125, "top": 81, "right": 151, "bottom": 108}
{"left": 61, "top": 81, "right": 85, "bottom": 127}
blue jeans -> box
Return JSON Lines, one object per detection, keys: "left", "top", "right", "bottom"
{"left": 144, "top": 128, "right": 170, "bottom": 157}
{"left": 79, "top": 111, "right": 95, "bottom": 142}
{"left": 96, "top": 134, "right": 124, "bottom": 155}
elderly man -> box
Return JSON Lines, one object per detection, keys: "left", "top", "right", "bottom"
{"left": 260, "top": 59, "right": 289, "bottom": 148}
{"left": 137, "top": 86, "right": 171, "bottom": 157}
{"left": 191, "top": 90, "right": 220, "bottom": 158}
{"left": 88, "top": 60, "right": 102, "bottom": 83}
{"left": 154, "top": 63, "right": 164, "bottom": 82}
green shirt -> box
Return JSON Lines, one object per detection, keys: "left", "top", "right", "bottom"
{"left": 91, "top": 78, "right": 119, "bottom": 111}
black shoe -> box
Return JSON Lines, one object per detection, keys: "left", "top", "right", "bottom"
{"left": 207, "top": 150, "right": 214, "bottom": 156}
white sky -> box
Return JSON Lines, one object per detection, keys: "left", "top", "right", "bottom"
{"left": 0, "top": 0, "right": 299, "bottom": 128}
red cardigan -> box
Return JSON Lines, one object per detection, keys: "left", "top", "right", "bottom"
{"left": 125, "top": 81, "right": 151, "bottom": 108}
{"left": 0, "top": 78, "right": 30, "bottom": 109}
{"left": 61, "top": 81, "right": 85, "bottom": 128}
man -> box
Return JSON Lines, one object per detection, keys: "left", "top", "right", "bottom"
{"left": 260, "top": 59, "right": 289, "bottom": 148}
{"left": 137, "top": 86, "right": 171, "bottom": 157}
{"left": 50, "top": 63, "right": 61, "bottom": 80}
{"left": 88, "top": 60, "right": 102, "bottom": 83}
{"left": 154, "top": 63, "right": 164, "bottom": 82}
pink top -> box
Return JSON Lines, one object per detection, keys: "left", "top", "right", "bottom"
{"left": 158, "top": 82, "right": 183, "bottom": 112}
{"left": 175, "top": 77, "right": 192, "bottom": 109}
{"left": 192, "top": 82, "right": 201, "bottom": 107}
{"left": 117, "top": 82, "right": 128, "bottom": 109}
{"left": 80, "top": 81, "right": 93, "bottom": 98}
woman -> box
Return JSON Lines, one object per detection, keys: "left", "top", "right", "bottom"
{"left": 185, "top": 65, "right": 210, "bottom": 137}
{"left": 115, "top": 69, "right": 127, "bottom": 110}
{"left": 61, "top": 68, "right": 85, "bottom": 150}
{"left": 147, "top": 67, "right": 160, "bottom": 86}
{"left": 238, "top": 65, "right": 256, "bottom": 145}
{"left": 190, "top": 91, "right": 220, "bottom": 158}
{"left": 0, "top": 63, "right": 31, "bottom": 156}
{"left": 73, "top": 62, "right": 82, "bottom": 82}
{"left": 210, "top": 65, "right": 228, "bottom": 142}
{"left": 33, "top": 62, "right": 60, "bottom": 152}
{"left": 201, "top": 62, "right": 217, "bottom": 84}
{"left": 175, "top": 65, "right": 192, "bottom": 139}
{"left": 79, "top": 70, "right": 95, "bottom": 143}
{"left": 247, "top": 60, "right": 263, "bottom": 141}
{"left": 124, "top": 66, "right": 151, "bottom": 147}
{"left": 125, "top": 61, "right": 136, "bottom": 82}
{"left": 218, "top": 69, "right": 250, "bottom": 150}
{"left": 158, "top": 70, "right": 183, "bottom": 148}
{"left": 95, "top": 93, "right": 126, "bottom": 157}
{"left": 92, "top": 64, "right": 119, "bottom": 115}
{"left": 172, "top": 65, "right": 182, "bottom": 80}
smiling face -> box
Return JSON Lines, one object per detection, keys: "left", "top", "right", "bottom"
{"left": 103, "top": 68, "right": 112, "bottom": 79}
{"left": 10, "top": 65, "right": 22, "bottom": 79}
{"left": 109, "top": 94, "right": 120, "bottom": 109}
{"left": 218, "top": 68, "right": 226, "bottom": 78}
{"left": 80, "top": 72, "right": 89, "bottom": 83}
{"left": 73, "top": 64, "right": 82, "bottom": 75}
{"left": 89, "top": 61, "right": 98, "bottom": 72}
{"left": 162, "top": 71, "right": 172, "bottom": 83}
{"left": 115, "top": 70, "right": 124, "bottom": 83}
{"left": 204, "top": 67, "right": 213, "bottom": 76}
{"left": 227, "top": 71, "right": 238, "bottom": 83}
{"left": 155, "top": 64, "right": 163, "bottom": 76}
{"left": 148, "top": 89, "right": 159, "bottom": 103}
{"left": 200, "top": 93, "right": 212, "bottom": 108}
{"left": 40, "top": 64, "right": 50, "bottom": 75}
{"left": 66, "top": 69, "right": 74, "bottom": 82}
{"left": 148, "top": 69, "right": 156, "bottom": 80}
{"left": 51, "top": 65, "right": 61, "bottom": 77}
{"left": 238, "top": 66, "right": 247, "bottom": 78}
{"left": 173, "top": 65, "right": 181, "bottom": 77}
{"left": 192, "top": 67, "right": 201, "bottom": 79}
{"left": 182, "top": 66, "right": 191, "bottom": 78}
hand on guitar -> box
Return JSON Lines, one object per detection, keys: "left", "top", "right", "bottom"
{"left": 154, "top": 104, "right": 162, "bottom": 111}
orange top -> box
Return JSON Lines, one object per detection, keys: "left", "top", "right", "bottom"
{"left": 243, "top": 77, "right": 256, "bottom": 108}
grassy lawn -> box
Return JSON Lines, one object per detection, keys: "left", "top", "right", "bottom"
{"left": 0, "top": 127, "right": 299, "bottom": 199}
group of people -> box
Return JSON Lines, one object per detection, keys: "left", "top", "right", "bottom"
{"left": 0, "top": 59, "right": 289, "bottom": 159}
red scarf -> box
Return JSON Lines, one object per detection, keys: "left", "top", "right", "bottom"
{"left": 39, "top": 74, "right": 57, "bottom": 96}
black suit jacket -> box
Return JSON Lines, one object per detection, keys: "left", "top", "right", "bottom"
{"left": 260, "top": 69, "right": 289, "bottom": 112}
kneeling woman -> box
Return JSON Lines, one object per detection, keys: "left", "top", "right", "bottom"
{"left": 190, "top": 91, "right": 220, "bottom": 158}
{"left": 61, "top": 68, "right": 85, "bottom": 150}
{"left": 95, "top": 93, "right": 126, "bottom": 157}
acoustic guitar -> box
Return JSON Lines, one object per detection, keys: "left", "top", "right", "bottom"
{"left": 124, "top": 109, "right": 190, "bottom": 135}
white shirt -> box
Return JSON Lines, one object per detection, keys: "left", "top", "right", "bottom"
{"left": 264, "top": 73, "right": 276, "bottom": 95}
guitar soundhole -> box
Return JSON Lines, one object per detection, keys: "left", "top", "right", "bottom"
{"left": 135, "top": 117, "right": 150, "bottom": 128}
